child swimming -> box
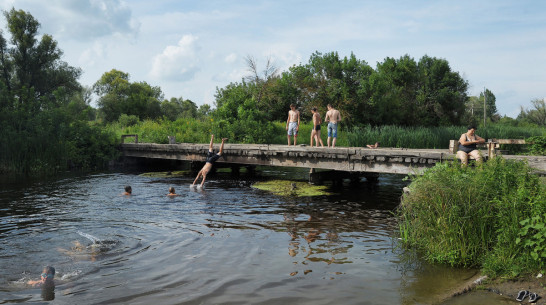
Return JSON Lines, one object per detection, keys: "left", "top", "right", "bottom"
{"left": 27, "top": 266, "right": 55, "bottom": 287}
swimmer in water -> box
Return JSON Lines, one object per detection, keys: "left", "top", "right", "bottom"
{"left": 58, "top": 235, "right": 117, "bottom": 262}
{"left": 27, "top": 266, "right": 55, "bottom": 287}
{"left": 123, "top": 185, "right": 132, "bottom": 196}
{"left": 167, "top": 186, "right": 180, "bottom": 197}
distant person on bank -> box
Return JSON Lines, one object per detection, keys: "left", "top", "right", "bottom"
{"left": 457, "top": 126, "right": 485, "bottom": 166}
{"left": 286, "top": 104, "right": 300, "bottom": 146}
{"left": 324, "top": 104, "right": 341, "bottom": 148}
{"left": 310, "top": 107, "right": 324, "bottom": 147}
{"left": 192, "top": 135, "right": 227, "bottom": 188}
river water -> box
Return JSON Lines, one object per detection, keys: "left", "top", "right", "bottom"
{"left": 0, "top": 168, "right": 510, "bottom": 304}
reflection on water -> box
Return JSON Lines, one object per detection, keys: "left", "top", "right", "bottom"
{"left": 0, "top": 169, "right": 499, "bottom": 304}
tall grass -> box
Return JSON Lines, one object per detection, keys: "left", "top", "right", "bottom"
{"left": 107, "top": 118, "right": 544, "bottom": 151}
{"left": 398, "top": 158, "right": 546, "bottom": 277}
{"left": 345, "top": 125, "right": 545, "bottom": 149}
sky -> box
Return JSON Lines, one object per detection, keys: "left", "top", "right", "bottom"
{"left": 0, "top": 0, "right": 545, "bottom": 117}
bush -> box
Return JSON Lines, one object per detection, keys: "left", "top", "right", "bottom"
{"left": 398, "top": 157, "right": 545, "bottom": 277}
{"left": 118, "top": 114, "right": 140, "bottom": 127}
{"left": 526, "top": 135, "right": 546, "bottom": 156}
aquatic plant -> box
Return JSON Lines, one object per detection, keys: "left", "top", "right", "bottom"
{"left": 398, "top": 157, "right": 546, "bottom": 277}
{"left": 252, "top": 180, "right": 331, "bottom": 197}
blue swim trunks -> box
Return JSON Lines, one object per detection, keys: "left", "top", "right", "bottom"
{"left": 327, "top": 122, "right": 338, "bottom": 138}
{"left": 287, "top": 122, "right": 298, "bottom": 136}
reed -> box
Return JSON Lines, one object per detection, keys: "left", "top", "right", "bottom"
{"left": 345, "top": 125, "right": 545, "bottom": 149}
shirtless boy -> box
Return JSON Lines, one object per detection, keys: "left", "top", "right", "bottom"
{"left": 192, "top": 135, "right": 227, "bottom": 187}
{"left": 310, "top": 107, "right": 324, "bottom": 147}
{"left": 324, "top": 104, "right": 341, "bottom": 148}
{"left": 286, "top": 104, "right": 300, "bottom": 146}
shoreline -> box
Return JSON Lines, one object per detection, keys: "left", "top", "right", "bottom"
{"left": 445, "top": 274, "right": 546, "bottom": 304}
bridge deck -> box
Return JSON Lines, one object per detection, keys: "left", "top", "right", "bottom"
{"left": 120, "top": 143, "right": 546, "bottom": 175}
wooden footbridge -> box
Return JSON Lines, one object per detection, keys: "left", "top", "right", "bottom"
{"left": 119, "top": 136, "right": 546, "bottom": 181}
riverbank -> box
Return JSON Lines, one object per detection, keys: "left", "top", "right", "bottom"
{"left": 398, "top": 157, "right": 546, "bottom": 279}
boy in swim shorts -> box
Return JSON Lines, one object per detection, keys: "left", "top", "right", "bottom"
{"left": 286, "top": 104, "right": 300, "bottom": 145}
{"left": 192, "top": 135, "right": 228, "bottom": 187}
{"left": 325, "top": 104, "right": 341, "bottom": 148}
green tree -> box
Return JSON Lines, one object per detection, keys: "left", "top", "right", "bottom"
{"left": 0, "top": 8, "right": 115, "bottom": 174}
{"left": 197, "top": 103, "right": 211, "bottom": 118}
{"left": 94, "top": 69, "right": 163, "bottom": 122}
{"left": 519, "top": 98, "right": 546, "bottom": 126}
{"left": 160, "top": 97, "right": 198, "bottom": 120}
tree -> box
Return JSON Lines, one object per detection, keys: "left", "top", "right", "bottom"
{"left": 160, "top": 97, "right": 198, "bottom": 120}
{"left": 94, "top": 69, "right": 163, "bottom": 122}
{"left": 1, "top": 8, "right": 81, "bottom": 114}
{"left": 464, "top": 88, "right": 499, "bottom": 125}
{"left": 519, "top": 98, "right": 546, "bottom": 126}
{"left": 197, "top": 103, "right": 211, "bottom": 118}
{"left": 0, "top": 9, "right": 116, "bottom": 174}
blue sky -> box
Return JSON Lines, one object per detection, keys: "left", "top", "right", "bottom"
{"left": 1, "top": 0, "right": 545, "bottom": 117}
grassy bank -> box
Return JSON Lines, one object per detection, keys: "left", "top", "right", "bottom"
{"left": 398, "top": 157, "right": 546, "bottom": 278}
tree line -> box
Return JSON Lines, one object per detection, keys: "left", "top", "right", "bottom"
{"left": 0, "top": 8, "right": 543, "bottom": 175}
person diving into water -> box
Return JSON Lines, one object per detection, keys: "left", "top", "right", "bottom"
{"left": 192, "top": 135, "right": 228, "bottom": 188}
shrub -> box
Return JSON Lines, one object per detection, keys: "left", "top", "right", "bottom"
{"left": 398, "top": 157, "right": 545, "bottom": 277}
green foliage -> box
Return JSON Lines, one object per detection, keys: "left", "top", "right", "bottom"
{"left": 518, "top": 99, "right": 546, "bottom": 126}
{"left": 526, "top": 136, "right": 546, "bottom": 156}
{"left": 256, "top": 52, "right": 467, "bottom": 127}
{"left": 160, "top": 97, "right": 198, "bottom": 121}
{"left": 398, "top": 158, "right": 546, "bottom": 277}
{"left": 517, "top": 215, "right": 546, "bottom": 262}
{"left": 0, "top": 9, "right": 116, "bottom": 175}
{"left": 212, "top": 82, "right": 278, "bottom": 143}
{"left": 94, "top": 69, "right": 164, "bottom": 122}
{"left": 118, "top": 114, "right": 140, "bottom": 127}
{"left": 344, "top": 124, "right": 545, "bottom": 149}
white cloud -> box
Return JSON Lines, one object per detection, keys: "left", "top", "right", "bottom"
{"left": 149, "top": 34, "right": 200, "bottom": 82}
{"left": 224, "top": 53, "right": 237, "bottom": 64}
{"left": 0, "top": 0, "right": 139, "bottom": 40}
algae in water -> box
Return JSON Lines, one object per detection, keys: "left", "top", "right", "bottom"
{"left": 139, "top": 171, "right": 190, "bottom": 178}
{"left": 252, "top": 180, "right": 330, "bottom": 197}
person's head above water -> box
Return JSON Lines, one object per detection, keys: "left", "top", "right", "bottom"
{"left": 124, "top": 185, "right": 132, "bottom": 195}
{"left": 169, "top": 187, "right": 175, "bottom": 194}
{"left": 40, "top": 266, "right": 55, "bottom": 284}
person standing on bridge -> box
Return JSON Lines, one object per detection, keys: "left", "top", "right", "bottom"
{"left": 457, "top": 125, "right": 485, "bottom": 166}
{"left": 192, "top": 135, "right": 228, "bottom": 188}
{"left": 310, "top": 107, "right": 324, "bottom": 147}
{"left": 286, "top": 104, "right": 300, "bottom": 146}
{"left": 324, "top": 104, "right": 341, "bottom": 148}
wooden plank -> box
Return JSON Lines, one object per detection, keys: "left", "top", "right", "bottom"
{"left": 491, "top": 139, "right": 528, "bottom": 145}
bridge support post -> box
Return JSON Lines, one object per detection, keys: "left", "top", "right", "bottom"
{"left": 231, "top": 165, "right": 240, "bottom": 177}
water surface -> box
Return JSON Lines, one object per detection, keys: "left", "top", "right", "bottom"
{"left": 0, "top": 169, "right": 494, "bottom": 304}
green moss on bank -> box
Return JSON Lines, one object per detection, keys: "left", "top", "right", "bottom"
{"left": 252, "top": 180, "right": 331, "bottom": 197}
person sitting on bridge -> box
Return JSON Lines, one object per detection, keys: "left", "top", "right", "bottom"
{"left": 457, "top": 125, "right": 485, "bottom": 166}
{"left": 366, "top": 142, "right": 380, "bottom": 149}
{"left": 192, "top": 135, "right": 228, "bottom": 188}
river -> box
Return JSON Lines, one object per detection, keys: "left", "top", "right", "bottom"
{"left": 0, "top": 168, "right": 511, "bottom": 304}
